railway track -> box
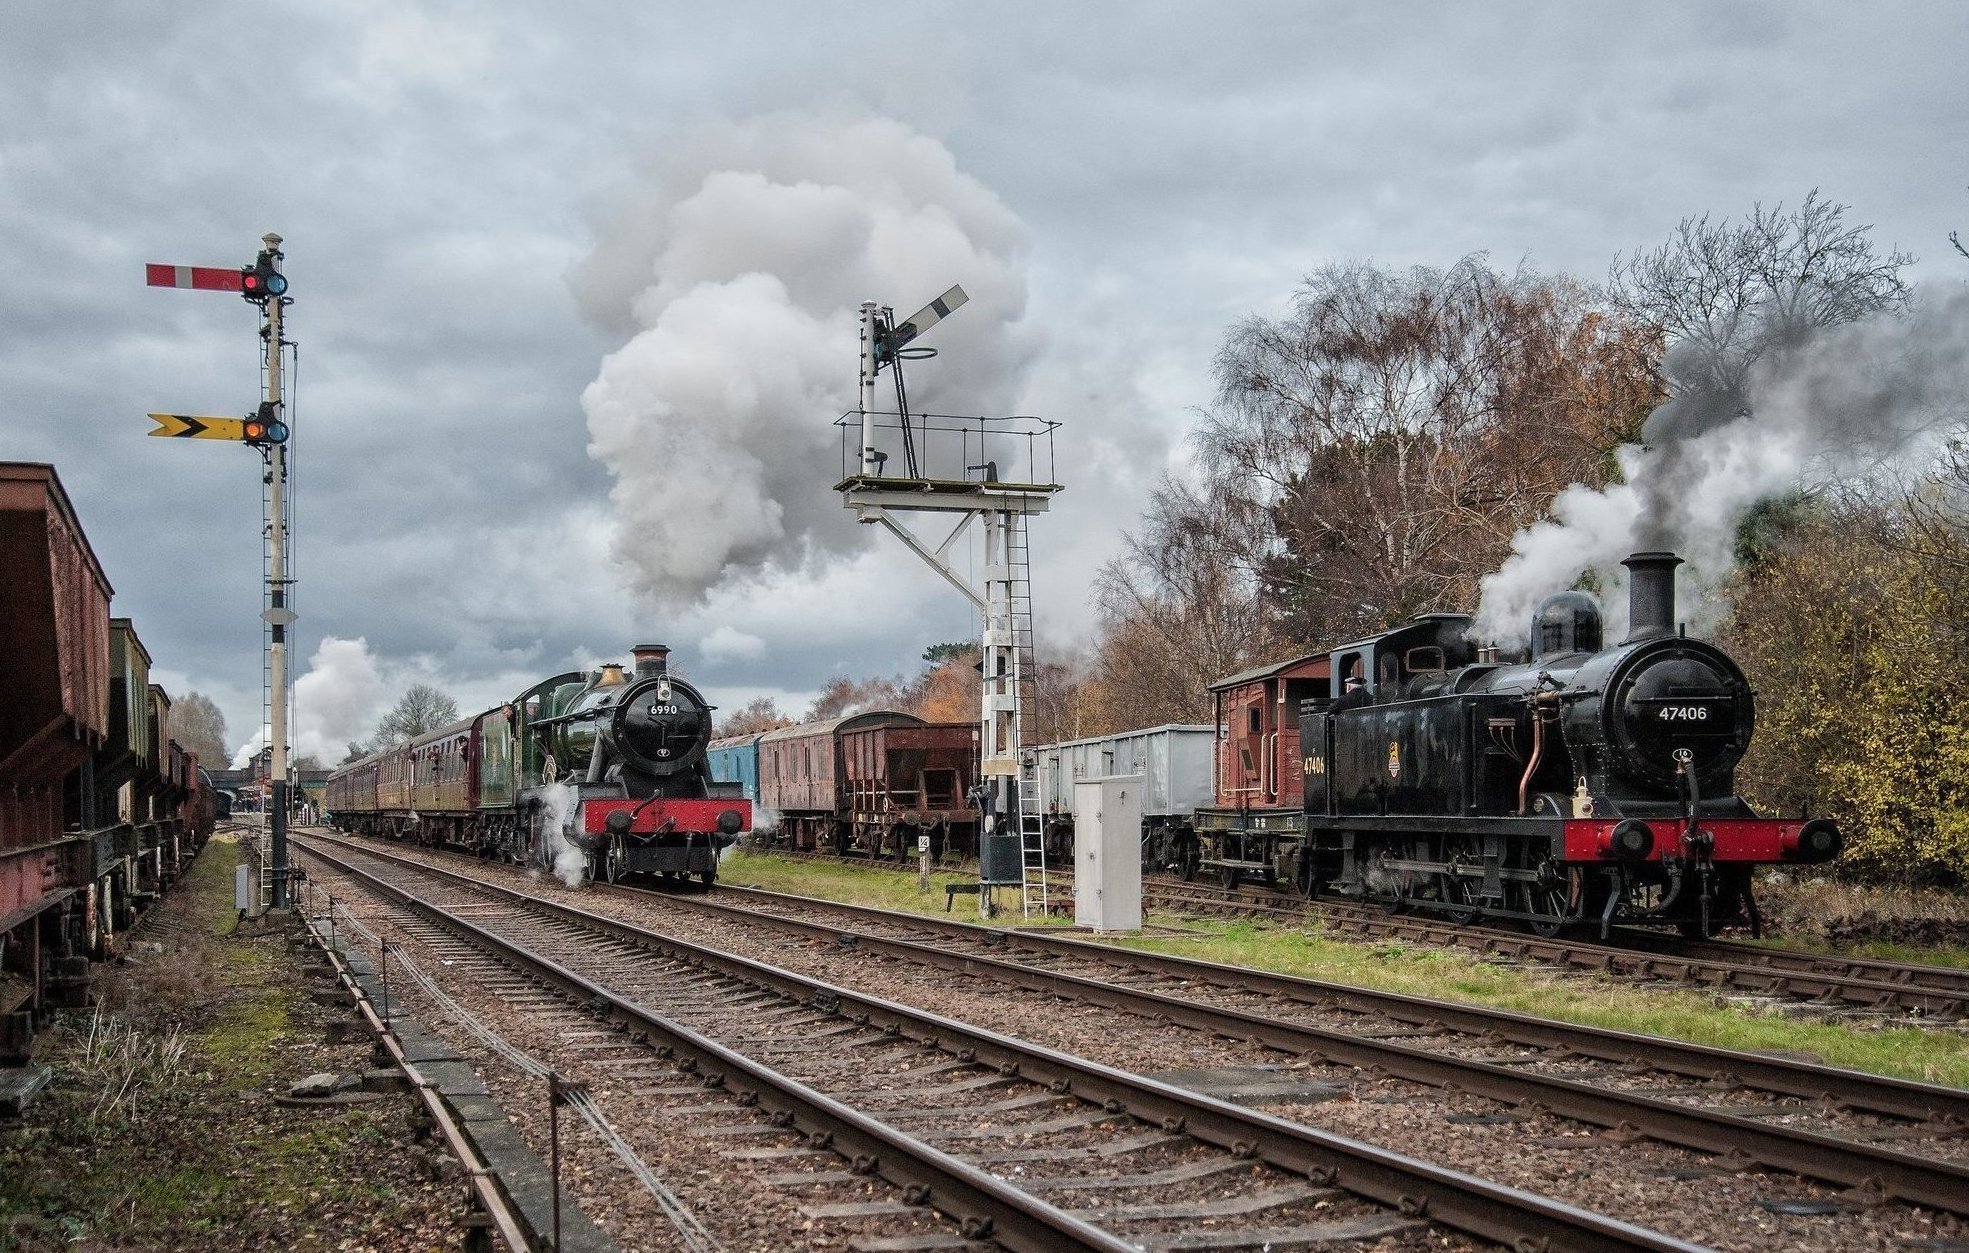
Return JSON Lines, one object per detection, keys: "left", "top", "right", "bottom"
{"left": 649, "top": 886, "right": 1969, "bottom": 1215}
{"left": 776, "top": 848, "right": 1969, "bottom": 1022}
{"left": 307, "top": 831, "right": 1969, "bottom": 1249}
{"left": 294, "top": 832, "right": 1712, "bottom": 1252}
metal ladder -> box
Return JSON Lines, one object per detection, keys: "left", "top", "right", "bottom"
{"left": 1007, "top": 513, "right": 1049, "bottom": 917}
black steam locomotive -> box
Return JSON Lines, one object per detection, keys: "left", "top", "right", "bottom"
{"left": 526, "top": 643, "right": 748, "bottom": 883}
{"left": 1296, "top": 552, "right": 1840, "bottom": 937}
{"left": 326, "top": 643, "right": 748, "bottom": 887}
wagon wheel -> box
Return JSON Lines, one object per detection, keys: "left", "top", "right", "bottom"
{"left": 1294, "top": 851, "right": 1324, "bottom": 899}
{"left": 1178, "top": 842, "right": 1201, "bottom": 882}
{"left": 1218, "top": 863, "right": 1243, "bottom": 892}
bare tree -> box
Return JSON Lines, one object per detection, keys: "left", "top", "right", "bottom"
{"left": 1085, "top": 473, "right": 1281, "bottom": 728}
{"left": 1610, "top": 190, "right": 1912, "bottom": 429}
{"left": 1199, "top": 257, "right": 1654, "bottom": 640}
{"left": 716, "top": 696, "right": 792, "bottom": 737}
{"left": 805, "top": 675, "right": 907, "bottom": 722}
{"left": 371, "top": 683, "right": 461, "bottom": 747}
{"left": 172, "top": 691, "right": 228, "bottom": 769}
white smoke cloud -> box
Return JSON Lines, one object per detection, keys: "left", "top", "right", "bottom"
{"left": 700, "top": 624, "right": 766, "bottom": 663}
{"left": 531, "top": 780, "right": 589, "bottom": 888}
{"left": 1475, "top": 286, "right": 1969, "bottom": 644}
{"left": 231, "top": 635, "right": 388, "bottom": 768}
{"left": 576, "top": 112, "right": 1034, "bottom": 608}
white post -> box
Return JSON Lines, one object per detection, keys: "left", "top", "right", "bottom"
{"left": 262, "top": 233, "right": 293, "bottom": 908}
{"left": 858, "top": 301, "right": 880, "bottom": 476}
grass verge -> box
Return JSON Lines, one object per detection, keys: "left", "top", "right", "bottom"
{"left": 722, "top": 851, "right": 1969, "bottom": 1090}
{"left": 0, "top": 836, "right": 465, "bottom": 1252}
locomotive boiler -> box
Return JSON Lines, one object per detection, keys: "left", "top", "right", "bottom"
{"left": 327, "top": 643, "right": 748, "bottom": 888}
{"left": 1297, "top": 551, "right": 1840, "bottom": 937}
{"left": 526, "top": 644, "right": 746, "bottom": 884}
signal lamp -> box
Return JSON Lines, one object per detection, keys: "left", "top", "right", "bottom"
{"left": 242, "top": 403, "right": 288, "bottom": 445}
{"left": 239, "top": 251, "right": 289, "bottom": 302}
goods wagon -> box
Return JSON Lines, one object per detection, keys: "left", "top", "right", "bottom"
{"left": 1020, "top": 725, "right": 1214, "bottom": 866}
{"left": 759, "top": 712, "right": 979, "bottom": 858}
{"left": 1, "top": 464, "right": 212, "bottom": 1064}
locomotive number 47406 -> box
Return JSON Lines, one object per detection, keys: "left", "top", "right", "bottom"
{"left": 1655, "top": 705, "right": 1713, "bottom": 721}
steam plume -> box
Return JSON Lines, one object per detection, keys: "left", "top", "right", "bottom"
{"left": 576, "top": 113, "right": 1032, "bottom": 607}
{"left": 1475, "top": 286, "right": 1969, "bottom": 643}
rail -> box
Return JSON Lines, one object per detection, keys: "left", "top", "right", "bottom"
{"left": 297, "top": 833, "right": 1710, "bottom": 1252}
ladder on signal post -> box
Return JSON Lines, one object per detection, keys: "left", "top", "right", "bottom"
{"left": 1017, "top": 758, "right": 1050, "bottom": 919}
{"left": 1008, "top": 512, "right": 1050, "bottom": 918}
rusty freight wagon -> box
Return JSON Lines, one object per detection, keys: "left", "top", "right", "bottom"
{"left": 841, "top": 718, "right": 980, "bottom": 860}
{"left": 759, "top": 712, "right": 979, "bottom": 859}
{"left": 1, "top": 464, "right": 112, "bottom": 1060}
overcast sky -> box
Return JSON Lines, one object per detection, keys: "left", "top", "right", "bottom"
{"left": 4, "top": 3, "right": 1965, "bottom": 766}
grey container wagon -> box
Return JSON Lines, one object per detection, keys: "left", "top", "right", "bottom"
{"left": 1020, "top": 724, "right": 1215, "bottom": 869}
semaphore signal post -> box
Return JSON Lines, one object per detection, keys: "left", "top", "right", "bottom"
{"left": 144, "top": 232, "right": 297, "bottom": 909}
{"left": 838, "top": 289, "right": 1062, "bottom": 918}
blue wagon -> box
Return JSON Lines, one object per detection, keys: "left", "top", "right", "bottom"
{"left": 707, "top": 731, "right": 766, "bottom": 818}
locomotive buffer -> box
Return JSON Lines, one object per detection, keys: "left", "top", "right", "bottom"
{"left": 837, "top": 289, "right": 1062, "bottom": 917}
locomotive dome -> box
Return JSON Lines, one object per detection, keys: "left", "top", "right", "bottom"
{"left": 1531, "top": 590, "right": 1603, "bottom": 659}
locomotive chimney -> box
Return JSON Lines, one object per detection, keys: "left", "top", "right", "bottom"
{"left": 1621, "top": 551, "right": 1682, "bottom": 644}
{"left": 631, "top": 643, "right": 670, "bottom": 677}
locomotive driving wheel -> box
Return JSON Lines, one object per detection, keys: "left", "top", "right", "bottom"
{"left": 1370, "top": 846, "right": 1408, "bottom": 914}
{"left": 1520, "top": 863, "right": 1570, "bottom": 937}
{"left": 1438, "top": 838, "right": 1480, "bottom": 926}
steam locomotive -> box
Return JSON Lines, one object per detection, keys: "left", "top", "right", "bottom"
{"left": 1027, "top": 550, "right": 1841, "bottom": 938}
{"left": 325, "top": 644, "right": 748, "bottom": 886}
{"left": 1290, "top": 551, "right": 1840, "bottom": 936}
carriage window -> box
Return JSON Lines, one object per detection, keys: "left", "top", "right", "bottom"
{"left": 1247, "top": 707, "right": 1262, "bottom": 734}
